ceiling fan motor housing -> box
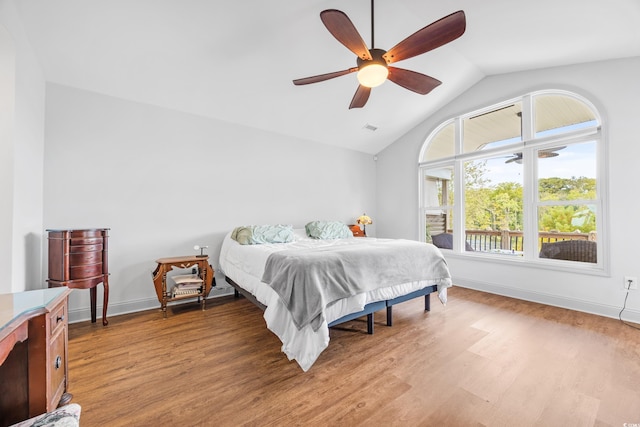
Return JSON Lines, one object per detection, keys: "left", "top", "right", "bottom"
{"left": 357, "top": 48, "right": 388, "bottom": 69}
{"left": 356, "top": 48, "right": 389, "bottom": 88}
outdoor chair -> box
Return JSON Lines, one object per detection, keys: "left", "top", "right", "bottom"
{"left": 539, "top": 240, "right": 597, "bottom": 263}
{"left": 431, "top": 233, "right": 475, "bottom": 251}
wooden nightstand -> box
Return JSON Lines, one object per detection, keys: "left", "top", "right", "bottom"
{"left": 348, "top": 224, "right": 366, "bottom": 237}
{"left": 151, "top": 256, "right": 215, "bottom": 317}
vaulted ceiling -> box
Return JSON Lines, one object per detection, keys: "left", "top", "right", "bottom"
{"left": 13, "top": 0, "right": 640, "bottom": 154}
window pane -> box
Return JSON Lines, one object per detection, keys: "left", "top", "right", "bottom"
{"left": 538, "top": 204, "right": 597, "bottom": 263}
{"left": 537, "top": 141, "right": 597, "bottom": 263}
{"left": 534, "top": 94, "right": 598, "bottom": 137}
{"left": 538, "top": 142, "right": 597, "bottom": 201}
{"left": 463, "top": 102, "right": 522, "bottom": 153}
{"left": 423, "top": 167, "right": 454, "bottom": 243}
{"left": 464, "top": 156, "right": 523, "bottom": 253}
{"left": 422, "top": 122, "right": 454, "bottom": 162}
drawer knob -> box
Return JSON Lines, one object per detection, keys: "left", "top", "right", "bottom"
{"left": 54, "top": 355, "right": 62, "bottom": 370}
{"left": 57, "top": 315, "right": 65, "bottom": 323}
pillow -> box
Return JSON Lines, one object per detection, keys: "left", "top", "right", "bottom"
{"left": 431, "top": 233, "right": 475, "bottom": 251}
{"left": 305, "top": 221, "right": 352, "bottom": 239}
{"left": 230, "top": 224, "right": 294, "bottom": 245}
{"left": 231, "top": 226, "right": 254, "bottom": 245}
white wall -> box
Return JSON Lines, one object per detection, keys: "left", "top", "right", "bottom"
{"left": 0, "top": 24, "right": 15, "bottom": 293}
{"left": 376, "top": 57, "right": 640, "bottom": 323}
{"left": 0, "top": 0, "right": 46, "bottom": 294}
{"left": 43, "top": 84, "right": 377, "bottom": 321}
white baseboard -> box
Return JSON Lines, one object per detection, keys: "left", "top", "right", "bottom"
{"left": 453, "top": 277, "right": 640, "bottom": 325}
{"left": 68, "top": 285, "right": 236, "bottom": 324}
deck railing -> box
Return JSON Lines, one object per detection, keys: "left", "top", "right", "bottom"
{"left": 461, "top": 229, "right": 596, "bottom": 252}
{"left": 426, "top": 214, "right": 597, "bottom": 252}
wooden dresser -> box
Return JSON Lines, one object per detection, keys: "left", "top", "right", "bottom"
{"left": 47, "top": 228, "right": 109, "bottom": 325}
{"left": 0, "top": 287, "right": 72, "bottom": 426}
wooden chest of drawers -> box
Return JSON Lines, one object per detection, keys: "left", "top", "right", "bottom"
{"left": 47, "top": 229, "right": 110, "bottom": 325}
{"left": 0, "top": 288, "right": 72, "bottom": 425}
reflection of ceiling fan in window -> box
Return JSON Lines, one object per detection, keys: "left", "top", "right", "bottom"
{"left": 505, "top": 147, "right": 565, "bottom": 164}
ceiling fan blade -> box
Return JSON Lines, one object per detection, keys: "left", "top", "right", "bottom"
{"left": 387, "top": 67, "right": 441, "bottom": 95}
{"left": 293, "top": 68, "right": 358, "bottom": 85}
{"left": 538, "top": 151, "right": 559, "bottom": 159}
{"left": 383, "top": 10, "right": 466, "bottom": 64}
{"left": 505, "top": 147, "right": 566, "bottom": 163}
{"left": 539, "top": 146, "right": 566, "bottom": 157}
{"left": 349, "top": 85, "right": 371, "bottom": 109}
{"left": 505, "top": 155, "right": 522, "bottom": 164}
{"left": 320, "top": 10, "right": 372, "bottom": 60}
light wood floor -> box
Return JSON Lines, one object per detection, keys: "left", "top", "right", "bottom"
{"left": 68, "top": 287, "right": 640, "bottom": 426}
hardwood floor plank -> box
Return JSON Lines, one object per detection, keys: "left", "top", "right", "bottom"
{"left": 425, "top": 388, "right": 493, "bottom": 426}
{"left": 67, "top": 288, "right": 640, "bottom": 426}
{"left": 536, "top": 388, "right": 600, "bottom": 427}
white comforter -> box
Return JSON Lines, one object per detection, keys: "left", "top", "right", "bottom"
{"left": 219, "top": 230, "right": 451, "bottom": 371}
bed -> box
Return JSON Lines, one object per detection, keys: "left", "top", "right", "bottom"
{"left": 219, "top": 224, "right": 452, "bottom": 371}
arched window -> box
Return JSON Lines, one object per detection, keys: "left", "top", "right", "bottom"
{"left": 419, "top": 90, "right": 605, "bottom": 270}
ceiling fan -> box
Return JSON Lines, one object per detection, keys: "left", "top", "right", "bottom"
{"left": 505, "top": 147, "right": 566, "bottom": 164}
{"left": 292, "top": 2, "right": 466, "bottom": 109}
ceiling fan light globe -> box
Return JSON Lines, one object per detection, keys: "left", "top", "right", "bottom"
{"left": 357, "top": 63, "right": 388, "bottom": 88}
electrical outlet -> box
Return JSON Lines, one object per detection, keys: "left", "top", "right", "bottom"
{"left": 623, "top": 276, "right": 638, "bottom": 290}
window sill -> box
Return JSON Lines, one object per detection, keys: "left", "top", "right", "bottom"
{"left": 437, "top": 248, "right": 609, "bottom": 277}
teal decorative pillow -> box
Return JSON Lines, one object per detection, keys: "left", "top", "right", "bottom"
{"left": 231, "top": 225, "right": 294, "bottom": 245}
{"left": 305, "top": 221, "right": 352, "bottom": 239}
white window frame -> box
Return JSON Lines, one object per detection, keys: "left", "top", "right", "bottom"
{"left": 418, "top": 89, "right": 608, "bottom": 274}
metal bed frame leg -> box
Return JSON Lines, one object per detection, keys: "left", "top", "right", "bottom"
{"left": 386, "top": 306, "right": 393, "bottom": 326}
{"left": 367, "top": 313, "right": 374, "bottom": 334}
{"left": 425, "top": 294, "right": 431, "bottom": 311}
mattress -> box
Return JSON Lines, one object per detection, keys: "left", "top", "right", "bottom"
{"left": 219, "top": 229, "right": 451, "bottom": 371}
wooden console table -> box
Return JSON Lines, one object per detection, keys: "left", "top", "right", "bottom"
{"left": 0, "top": 287, "right": 72, "bottom": 426}
{"left": 152, "top": 256, "right": 214, "bottom": 317}
{"left": 47, "top": 228, "right": 109, "bottom": 326}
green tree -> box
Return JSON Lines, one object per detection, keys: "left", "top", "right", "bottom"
{"left": 491, "top": 182, "right": 523, "bottom": 230}
{"left": 539, "top": 176, "right": 596, "bottom": 201}
{"left": 465, "top": 160, "right": 490, "bottom": 189}
{"left": 538, "top": 176, "right": 596, "bottom": 233}
{"left": 464, "top": 161, "right": 492, "bottom": 229}
{"left": 539, "top": 205, "right": 595, "bottom": 233}
{"left": 465, "top": 174, "right": 596, "bottom": 233}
